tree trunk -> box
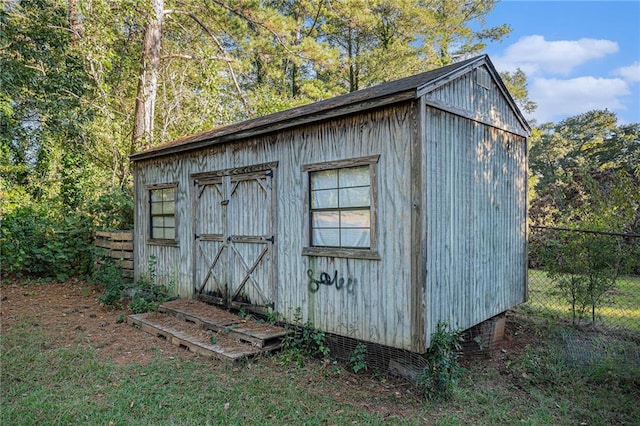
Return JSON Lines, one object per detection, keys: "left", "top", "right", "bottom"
{"left": 132, "top": 0, "right": 164, "bottom": 151}
{"left": 68, "top": 0, "right": 83, "bottom": 41}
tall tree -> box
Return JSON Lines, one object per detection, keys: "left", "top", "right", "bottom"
{"left": 529, "top": 110, "right": 640, "bottom": 231}
{"left": 1, "top": 0, "right": 94, "bottom": 205}
{"left": 320, "top": 0, "right": 510, "bottom": 92}
{"left": 425, "top": 0, "right": 510, "bottom": 65}
{"left": 132, "top": 0, "right": 164, "bottom": 149}
{"left": 500, "top": 68, "right": 537, "bottom": 114}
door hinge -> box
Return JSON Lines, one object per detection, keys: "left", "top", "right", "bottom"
{"left": 264, "top": 236, "right": 275, "bottom": 243}
{"left": 195, "top": 234, "right": 200, "bottom": 240}
{"left": 265, "top": 170, "right": 273, "bottom": 177}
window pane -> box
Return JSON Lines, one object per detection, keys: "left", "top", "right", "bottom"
{"left": 312, "top": 228, "right": 340, "bottom": 247}
{"left": 311, "top": 189, "right": 338, "bottom": 209}
{"left": 164, "top": 227, "right": 175, "bottom": 240}
{"left": 164, "top": 216, "right": 175, "bottom": 228}
{"left": 307, "top": 162, "right": 374, "bottom": 250}
{"left": 340, "top": 210, "right": 370, "bottom": 228}
{"left": 310, "top": 170, "right": 337, "bottom": 190}
{"left": 163, "top": 201, "right": 175, "bottom": 214}
{"left": 339, "top": 187, "right": 370, "bottom": 208}
{"left": 152, "top": 227, "right": 165, "bottom": 239}
{"left": 150, "top": 186, "right": 176, "bottom": 240}
{"left": 339, "top": 166, "right": 369, "bottom": 188}
{"left": 341, "top": 229, "right": 370, "bottom": 248}
{"left": 162, "top": 188, "right": 175, "bottom": 201}
{"left": 151, "top": 202, "right": 163, "bottom": 215}
{"left": 312, "top": 211, "right": 339, "bottom": 228}
{"left": 152, "top": 216, "right": 165, "bottom": 227}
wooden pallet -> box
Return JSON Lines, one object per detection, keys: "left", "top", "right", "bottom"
{"left": 159, "top": 299, "right": 291, "bottom": 348}
{"left": 127, "top": 299, "right": 291, "bottom": 362}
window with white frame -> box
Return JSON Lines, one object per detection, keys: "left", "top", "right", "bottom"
{"left": 303, "top": 156, "right": 379, "bottom": 259}
{"left": 149, "top": 185, "right": 176, "bottom": 240}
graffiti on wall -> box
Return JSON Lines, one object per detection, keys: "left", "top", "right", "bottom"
{"left": 307, "top": 269, "right": 357, "bottom": 294}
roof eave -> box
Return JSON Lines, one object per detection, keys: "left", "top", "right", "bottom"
{"left": 130, "top": 89, "right": 418, "bottom": 162}
{"left": 416, "top": 55, "right": 532, "bottom": 136}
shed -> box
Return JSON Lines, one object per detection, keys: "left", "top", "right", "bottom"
{"left": 130, "top": 54, "right": 529, "bottom": 353}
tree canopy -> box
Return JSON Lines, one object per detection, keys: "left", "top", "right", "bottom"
{"left": 529, "top": 109, "right": 640, "bottom": 234}
{"left": 2, "top": 0, "right": 515, "bottom": 194}
{"left": 3, "top": 0, "right": 638, "bottom": 281}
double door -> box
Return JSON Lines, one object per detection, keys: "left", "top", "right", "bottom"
{"left": 193, "top": 163, "right": 276, "bottom": 312}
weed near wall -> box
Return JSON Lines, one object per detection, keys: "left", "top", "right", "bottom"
{"left": 91, "top": 255, "right": 175, "bottom": 313}
{"left": 417, "top": 322, "right": 464, "bottom": 401}
{"left": 279, "top": 308, "right": 330, "bottom": 367}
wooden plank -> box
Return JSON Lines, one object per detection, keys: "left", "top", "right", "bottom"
{"left": 424, "top": 98, "right": 529, "bottom": 138}
{"left": 159, "top": 299, "right": 291, "bottom": 348}
{"left": 115, "top": 259, "right": 134, "bottom": 269}
{"left": 301, "top": 247, "right": 381, "bottom": 260}
{"left": 127, "top": 313, "right": 264, "bottom": 362}
{"left": 191, "top": 161, "right": 278, "bottom": 180}
{"left": 109, "top": 233, "right": 134, "bottom": 242}
{"left": 108, "top": 242, "right": 134, "bottom": 251}
{"left": 107, "top": 251, "right": 134, "bottom": 260}
{"left": 410, "top": 98, "right": 427, "bottom": 353}
{"left": 95, "top": 231, "right": 133, "bottom": 241}
{"left": 301, "top": 155, "right": 380, "bottom": 172}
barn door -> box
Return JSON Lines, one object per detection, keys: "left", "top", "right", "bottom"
{"left": 194, "top": 164, "right": 277, "bottom": 312}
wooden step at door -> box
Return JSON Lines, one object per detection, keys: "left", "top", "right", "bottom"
{"left": 158, "top": 299, "right": 291, "bottom": 348}
{"left": 127, "top": 312, "right": 267, "bottom": 362}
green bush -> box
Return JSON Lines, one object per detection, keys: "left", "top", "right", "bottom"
{"left": 93, "top": 255, "right": 175, "bottom": 313}
{"left": 91, "top": 256, "right": 127, "bottom": 308}
{"left": 0, "top": 205, "right": 94, "bottom": 280}
{"left": 281, "top": 308, "right": 330, "bottom": 366}
{"left": 418, "top": 322, "right": 464, "bottom": 401}
{"left": 540, "top": 230, "right": 628, "bottom": 324}
{"left": 85, "top": 188, "right": 134, "bottom": 231}
{"left": 127, "top": 277, "right": 175, "bottom": 314}
{"left": 348, "top": 343, "right": 368, "bottom": 374}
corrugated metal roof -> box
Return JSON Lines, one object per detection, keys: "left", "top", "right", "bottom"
{"left": 131, "top": 54, "right": 527, "bottom": 161}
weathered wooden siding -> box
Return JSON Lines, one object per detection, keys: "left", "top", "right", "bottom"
{"left": 425, "top": 65, "right": 526, "bottom": 137}
{"left": 424, "top": 106, "right": 527, "bottom": 345}
{"left": 133, "top": 58, "right": 529, "bottom": 353}
{"left": 134, "top": 102, "right": 418, "bottom": 350}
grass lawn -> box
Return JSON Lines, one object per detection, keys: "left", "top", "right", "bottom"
{"left": 2, "top": 280, "right": 639, "bottom": 425}
{"left": 527, "top": 270, "right": 640, "bottom": 332}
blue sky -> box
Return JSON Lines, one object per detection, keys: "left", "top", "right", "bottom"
{"left": 481, "top": 1, "right": 640, "bottom": 125}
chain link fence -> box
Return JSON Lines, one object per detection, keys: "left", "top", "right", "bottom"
{"left": 526, "top": 226, "right": 640, "bottom": 333}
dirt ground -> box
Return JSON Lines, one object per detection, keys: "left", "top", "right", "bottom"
{"left": 0, "top": 277, "right": 529, "bottom": 370}
{"left": 0, "top": 278, "right": 202, "bottom": 365}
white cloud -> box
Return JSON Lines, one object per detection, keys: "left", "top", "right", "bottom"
{"left": 528, "top": 77, "right": 630, "bottom": 123}
{"left": 494, "top": 35, "right": 619, "bottom": 76}
{"left": 614, "top": 62, "right": 640, "bottom": 83}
